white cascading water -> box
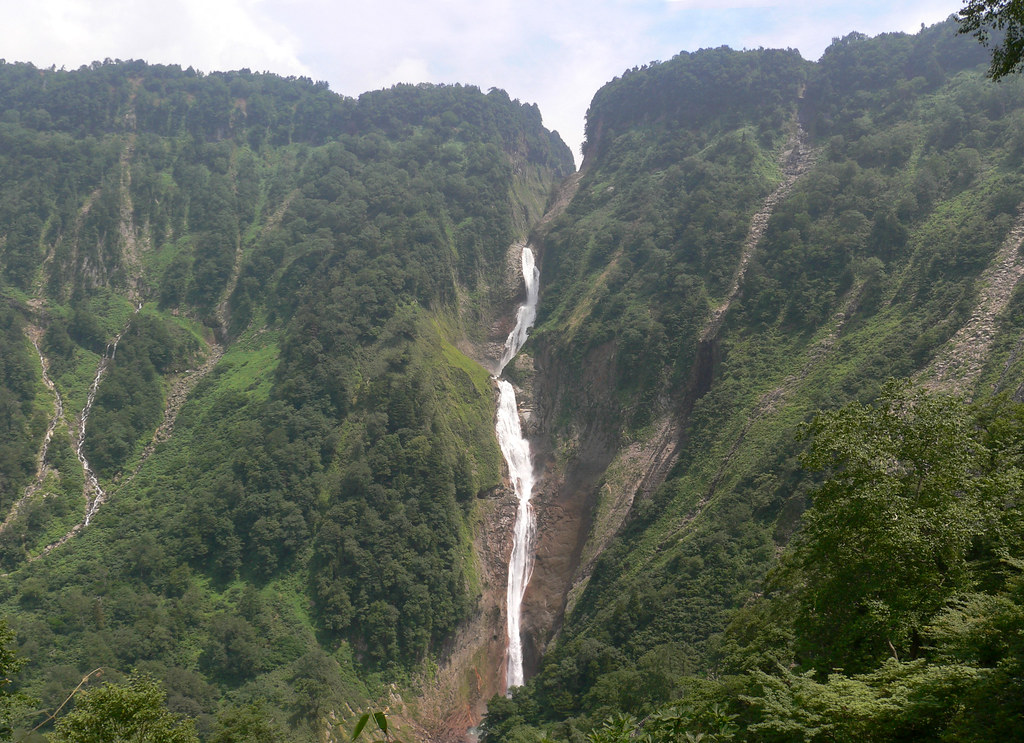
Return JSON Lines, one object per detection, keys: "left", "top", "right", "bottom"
{"left": 498, "top": 248, "right": 539, "bottom": 373}
{"left": 495, "top": 245, "right": 540, "bottom": 690}
{"left": 78, "top": 340, "right": 115, "bottom": 526}
{"left": 81, "top": 303, "right": 141, "bottom": 526}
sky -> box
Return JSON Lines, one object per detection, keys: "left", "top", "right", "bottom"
{"left": 0, "top": 0, "right": 967, "bottom": 166}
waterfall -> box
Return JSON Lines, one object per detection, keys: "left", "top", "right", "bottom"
{"left": 498, "top": 247, "right": 539, "bottom": 373}
{"left": 494, "top": 245, "right": 540, "bottom": 690}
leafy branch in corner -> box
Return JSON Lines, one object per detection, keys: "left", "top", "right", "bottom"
{"left": 16, "top": 668, "right": 105, "bottom": 742}
{"left": 958, "top": 0, "right": 1024, "bottom": 78}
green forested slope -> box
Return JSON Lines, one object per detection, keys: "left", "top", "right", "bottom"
{"left": 488, "top": 20, "right": 1024, "bottom": 741}
{"left": 0, "top": 60, "right": 572, "bottom": 740}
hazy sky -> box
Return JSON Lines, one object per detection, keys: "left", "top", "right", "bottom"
{"left": 0, "top": 0, "right": 966, "bottom": 165}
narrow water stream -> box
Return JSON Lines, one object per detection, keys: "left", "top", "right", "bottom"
{"left": 80, "top": 303, "right": 141, "bottom": 526}
{"left": 494, "top": 245, "right": 539, "bottom": 690}
{"left": 0, "top": 337, "right": 66, "bottom": 531}
{"left": 30, "top": 337, "right": 63, "bottom": 473}
{"left": 78, "top": 342, "right": 114, "bottom": 526}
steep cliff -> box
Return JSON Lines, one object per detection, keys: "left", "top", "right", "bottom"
{"left": 491, "top": 19, "right": 1024, "bottom": 740}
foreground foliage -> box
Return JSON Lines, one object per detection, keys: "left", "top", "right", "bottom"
{"left": 50, "top": 673, "right": 198, "bottom": 743}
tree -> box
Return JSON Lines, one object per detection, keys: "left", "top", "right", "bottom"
{"left": 49, "top": 673, "right": 198, "bottom": 743}
{"left": 959, "top": 0, "right": 1024, "bottom": 79}
{"left": 211, "top": 701, "right": 286, "bottom": 743}
{"left": 789, "top": 381, "right": 988, "bottom": 672}
{"left": 0, "top": 620, "right": 25, "bottom": 739}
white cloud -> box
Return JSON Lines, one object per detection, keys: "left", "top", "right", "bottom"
{"left": 373, "top": 58, "right": 434, "bottom": 89}
{"left": 652, "top": 1, "right": 963, "bottom": 56}
{"left": 664, "top": 0, "right": 838, "bottom": 7}
{"left": 0, "top": 0, "right": 310, "bottom": 76}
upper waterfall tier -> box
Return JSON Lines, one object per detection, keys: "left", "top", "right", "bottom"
{"left": 498, "top": 247, "right": 540, "bottom": 374}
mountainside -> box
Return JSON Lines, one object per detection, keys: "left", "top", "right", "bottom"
{"left": 0, "top": 60, "right": 573, "bottom": 741}
{"left": 487, "top": 18, "right": 1024, "bottom": 741}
